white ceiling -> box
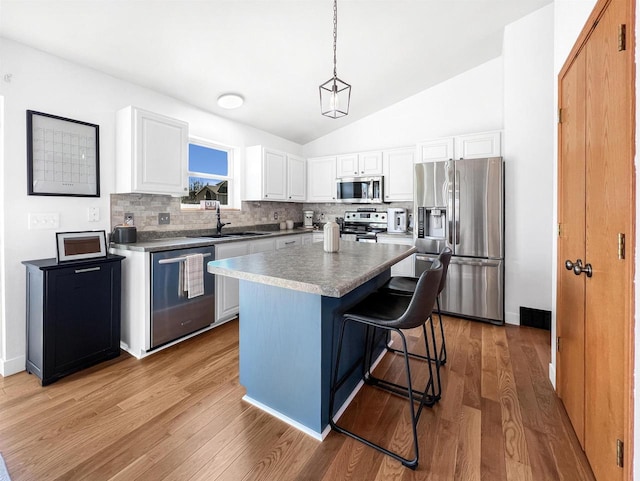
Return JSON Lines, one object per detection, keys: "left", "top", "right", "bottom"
{"left": 0, "top": 0, "right": 552, "bottom": 144}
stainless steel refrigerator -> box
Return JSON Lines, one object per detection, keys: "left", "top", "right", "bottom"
{"left": 414, "top": 157, "right": 504, "bottom": 324}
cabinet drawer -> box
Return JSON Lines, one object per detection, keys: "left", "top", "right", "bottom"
{"left": 276, "top": 236, "right": 301, "bottom": 249}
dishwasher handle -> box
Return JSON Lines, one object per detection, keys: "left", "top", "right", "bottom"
{"left": 157, "top": 253, "right": 212, "bottom": 265}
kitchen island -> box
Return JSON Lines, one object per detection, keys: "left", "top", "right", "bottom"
{"left": 207, "top": 240, "right": 416, "bottom": 439}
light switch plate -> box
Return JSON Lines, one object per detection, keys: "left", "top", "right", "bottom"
{"left": 88, "top": 207, "right": 99, "bottom": 222}
{"left": 29, "top": 213, "right": 59, "bottom": 230}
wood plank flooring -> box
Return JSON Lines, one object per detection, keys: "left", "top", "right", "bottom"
{"left": 0, "top": 317, "right": 596, "bottom": 481}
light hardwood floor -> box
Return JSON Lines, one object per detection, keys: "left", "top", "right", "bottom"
{"left": 0, "top": 317, "right": 595, "bottom": 481}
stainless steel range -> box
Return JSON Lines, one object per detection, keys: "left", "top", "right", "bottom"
{"left": 340, "top": 209, "right": 387, "bottom": 243}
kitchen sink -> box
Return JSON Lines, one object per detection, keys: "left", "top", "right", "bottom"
{"left": 189, "top": 232, "right": 271, "bottom": 239}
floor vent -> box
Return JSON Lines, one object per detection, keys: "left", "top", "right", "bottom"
{"left": 519, "top": 307, "right": 551, "bottom": 331}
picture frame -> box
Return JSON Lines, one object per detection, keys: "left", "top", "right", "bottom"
{"left": 56, "top": 230, "right": 107, "bottom": 263}
{"left": 27, "top": 110, "right": 100, "bottom": 197}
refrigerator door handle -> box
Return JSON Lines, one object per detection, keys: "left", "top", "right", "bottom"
{"left": 447, "top": 161, "right": 454, "bottom": 246}
{"left": 455, "top": 168, "right": 460, "bottom": 245}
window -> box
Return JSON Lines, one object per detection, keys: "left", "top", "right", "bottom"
{"left": 182, "top": 139, "right": 234, "bottom": 208}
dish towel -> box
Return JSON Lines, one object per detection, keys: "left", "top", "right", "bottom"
{"left": 0, "top": 453, "right": 11, "bottom": 481}
{"left": 184, "top": 253, "right": 204, "bottom": 299}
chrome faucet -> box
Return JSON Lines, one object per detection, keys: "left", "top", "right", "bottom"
{"left": 216, "top": 204, "right": 230, "bottom": 235}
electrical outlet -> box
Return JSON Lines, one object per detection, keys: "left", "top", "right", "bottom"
{"left": 124, "top": 213, "right": 134, "bottom": 226}
{"left": 274, "top": 212, "right": 279, "bottom": 220}
{"left": 88, "top": 207, "right": 99, "bottom": 222}
{"left": 158, "top": 213, "right": 170, "bottom": 225}
{"left": 28, "top": 213, "right": 59, "bottom": 230}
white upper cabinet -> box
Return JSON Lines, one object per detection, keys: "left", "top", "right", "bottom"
{"left": 307, "top": 156, "right": 337, "bottom": 202}
{"left": 418, "top": 131, "right": 502, "bottom": 162}
{"left": 244, "top": 146, "right": 306, "bottom": 202}
{"left": 287, "top": 154, "right": 306, "bottom": 201}
{"left": 263, "top": 148, "right": 287, "bottom": 200}
{"left": 383, "top": 147, "right": 415, "bottom": 202}
{"left": 115, "top": 106, "right": 188, "bottom": 196}
{"left": 337, "top": 151, "right": 382, "bottom": 177}
{"left": 417, "top": 137, "right": 455, "bottom": 162}
{"left": 454, "top": 131, "right": 502, "bottom": 159}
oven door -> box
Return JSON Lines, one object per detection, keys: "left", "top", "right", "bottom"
{"left": 357, "top": 234, "right": 377, "bottom": 243}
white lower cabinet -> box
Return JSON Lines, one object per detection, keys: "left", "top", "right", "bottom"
{"left": 312, "top": 232, "right": 324, "bottom": 243}
{"left": 377, "top": 234, "right": 415, "bottom": 277}
{"left": 215, "top": 241, "right": 250, "bottom": 323}
{"left": 249, "top": 237, "right": 277, "bottom": 253}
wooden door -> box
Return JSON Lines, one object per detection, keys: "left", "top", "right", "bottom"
{"left": 557, "top": 0, "right": 634, "bottom": 480}
{"left": 557, "top": 49, "right": 587, "bottom": 447}
{"left": 584, "top": 0, "right": 633, "bottom": 478}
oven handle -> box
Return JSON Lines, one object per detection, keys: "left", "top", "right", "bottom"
{"left": 158, "top": 253, "right": 212, "bottom": 265}
{"left": 415, "top": 254, "right": 437, "bottom": 263}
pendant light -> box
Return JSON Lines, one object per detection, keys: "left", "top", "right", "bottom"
{"left": 319, "top": 0, "right": 351, "bottom": 118}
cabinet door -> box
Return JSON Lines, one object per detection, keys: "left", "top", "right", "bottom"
{"left": 287, "top": 155, "right": 306, "bottom": 201}
{"left": 383, "top": 148, "right": 415, "bottom": 202}
{"left": 276, "top": 236, "right": 301, "bottom": 249}
{"left": 359, "top": 151, "right": 383, "bottom": 175}
{"left": 337, "top": 154, "right": 359, "bottom": 177}
{"left": 45, "top": 262, "right": 120, "bottom": 379}
{"left": 454, "top": 131, "right": 501, "bottom": 159}
{"left": 263, "top": 149, "right": 287, "bottom": 200}
{"left": 215, "top": 242, "right": 250, "bottom": 322}
{"left": 307, "top": 156, "right": 337, "bottom": 202}
{"left": 135, "top": 109, "right": 188, "bottom": 195}
{"left": 418, "top": 137, "right": 455, "bottom": 162}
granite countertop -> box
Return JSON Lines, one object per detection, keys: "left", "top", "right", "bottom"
{"left": 206, "top": 241, "right": 416, "bottom": 298}
{"left": 110, "top": 228, "right": 317, "bottom": 253}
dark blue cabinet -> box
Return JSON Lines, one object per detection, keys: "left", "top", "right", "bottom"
{"left": 23, "top": 255, "right": 124, "bottom": 385}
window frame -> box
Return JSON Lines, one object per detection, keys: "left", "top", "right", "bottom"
{"left": 181, "top": 136, "right": 236, "bottom": 210}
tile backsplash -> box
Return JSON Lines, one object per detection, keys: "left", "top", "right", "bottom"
{"left": 110, "top": 193, "right": 413, "bottom": 236}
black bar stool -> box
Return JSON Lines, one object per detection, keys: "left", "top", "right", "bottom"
{"left": 382, "top": 247, "right": 452, "bottom": 367}
{"left": 329, "top": 261, "right": 443, "bottom": 469}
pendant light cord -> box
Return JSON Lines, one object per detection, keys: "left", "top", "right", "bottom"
{"left": 333, "top": 0, "right": 338, "bottom": 79}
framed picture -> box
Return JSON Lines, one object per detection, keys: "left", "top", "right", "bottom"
{"left": 56, "top": 230, "right": 107, "bottom": 263}
{"left": 27, "top": 110, "right": 100, "bottom": 197}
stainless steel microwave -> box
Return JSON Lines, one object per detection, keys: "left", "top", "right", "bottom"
{"left": 336, "top": 176, "right": 384, "bottom": 203}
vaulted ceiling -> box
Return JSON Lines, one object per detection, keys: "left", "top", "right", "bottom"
{"left": 0, "top": 0, "right": 552, "bottom": 144}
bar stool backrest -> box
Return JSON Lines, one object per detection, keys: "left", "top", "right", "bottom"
{"left": 437, "top": 247, "right": 453, "bottom": 295}
{"left": 390, "top": 260, "right": 443, "bottom": 330}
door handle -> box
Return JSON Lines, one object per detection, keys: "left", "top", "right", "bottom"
{"left": 565, "top": 259, "right": 593, "bottom": 277}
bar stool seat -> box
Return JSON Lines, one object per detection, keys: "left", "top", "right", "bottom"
{"left": 329, "top": 261, "right": 443, "bottom": 469}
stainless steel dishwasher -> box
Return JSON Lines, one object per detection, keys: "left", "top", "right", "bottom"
{"left": 150, "top": 245, "right": 215, "bottom": 349}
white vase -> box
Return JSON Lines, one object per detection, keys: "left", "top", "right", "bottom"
{"left": 323, "top": 221, "right": 340, "bottom": 253}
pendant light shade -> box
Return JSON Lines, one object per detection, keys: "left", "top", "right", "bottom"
{"left": 320, "top": 76, "right": 351, "bottom": 118}
{"left": 319, "top": 0, "right": 351, "bottom": 118}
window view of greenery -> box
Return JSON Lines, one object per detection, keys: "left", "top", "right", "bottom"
{"left": 182, "top": 143, "right": 230, "bottom": 206}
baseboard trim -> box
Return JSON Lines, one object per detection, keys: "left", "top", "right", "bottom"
{"left": 504, "top": 311, "right": 520, "bottom": 325}
{"left": 1, "top": 354, "right": 26, "bottom": 377}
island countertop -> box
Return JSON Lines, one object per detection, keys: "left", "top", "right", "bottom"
{"left": 207, "top": 240, "right": 416, "bottom": 298}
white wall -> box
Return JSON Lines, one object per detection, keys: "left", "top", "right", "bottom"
{"left": 502, "top": 5, "right": 555, "bottom": 325}
{"left": 0, "top": 38, "right": 303, "bottom": 376}
{"left": 303, "top": 57, "right": 504, "bottom": 156}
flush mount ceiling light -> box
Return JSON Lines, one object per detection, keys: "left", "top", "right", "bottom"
{"left": 319, "top": 0, "right": 351, "bottom": 119}
{"left": 217, "top": 93, "right": 244, "bottom": 109}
